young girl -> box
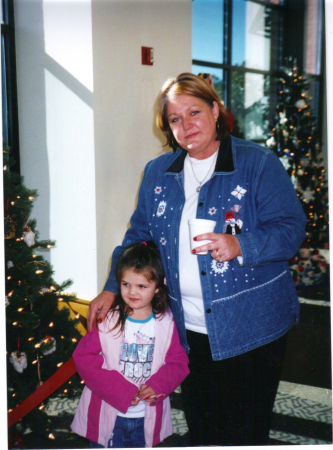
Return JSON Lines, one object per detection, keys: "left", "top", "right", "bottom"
{"left": 71, "top": 241, "right": 189, "bottom": 448}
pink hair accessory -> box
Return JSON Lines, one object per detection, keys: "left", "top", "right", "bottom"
{"left": 142, "top": 241, "right": 147, "bottom": 246}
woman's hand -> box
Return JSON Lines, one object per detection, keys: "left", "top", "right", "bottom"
{"left": 192, "top": 232, "right": 242, "bottom": 262}
{"left": 87, "top": 290, "right": 115, "bottom": 333}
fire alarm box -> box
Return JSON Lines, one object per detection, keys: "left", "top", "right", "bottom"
{"left": 142, "top": 47, "right": 154, "bottom": 66}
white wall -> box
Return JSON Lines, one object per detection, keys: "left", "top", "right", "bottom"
{"left": 91, "top": 0, "right": 192, "bottom": 290}
{"left": 14, "top": 0, "right": 192, "bottom": 299}
{"left": 14, "top": 0, "right": 98, "bottom": 299}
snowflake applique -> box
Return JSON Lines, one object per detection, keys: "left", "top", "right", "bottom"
{"left": 156, "top": 201, "right": 167, "bottom": 217}
{"left": 211, "top": 260, "right": 229, "bottom": 274}
{"left": 154, "top": 186, "right": 162, "bottom": 194}
{"left": 208, "top": 207, "right": 217, "bottom": 216}
{"left": 160, "top": 237, "right": 167, "bottom": 246}
{"left": 231, "top": 185, "right": 247, "bottom": 200}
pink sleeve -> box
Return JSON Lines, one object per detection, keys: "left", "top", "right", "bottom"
{"left": 146, "top": 321, "right": 189, "bottom": 405}
{"left": 73, "top": 326, "right": 138, "bottom": 414}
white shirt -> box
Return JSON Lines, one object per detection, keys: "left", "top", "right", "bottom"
{"left": 117, "top": 313, "right": 156, "bottom": 418}
{"left": 179, "top": 151, "right": 217, "bottom": 334}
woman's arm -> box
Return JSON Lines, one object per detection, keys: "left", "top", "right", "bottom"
{"left": 73, "top": 326, "right": 138, "bottom": 413}
{"left": 88, "top": 161, "right": 155, "bottom": 331}
{"left": 235, "top": 151, "right": 307, "bottom": 266}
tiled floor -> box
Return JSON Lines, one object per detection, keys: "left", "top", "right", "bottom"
{"left": 18, "top": 290, "right": 332, "bottom": 448}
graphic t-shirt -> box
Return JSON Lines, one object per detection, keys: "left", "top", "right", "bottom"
{"left": 117, "top": 313, "right": 156, "bottom": 418}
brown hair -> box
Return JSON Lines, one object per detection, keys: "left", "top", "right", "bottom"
{"left": 156, "top": 72, "right": 229, "bottom": 151}
{"left": 107, "top": 241, "right": 167, "bottom": 334}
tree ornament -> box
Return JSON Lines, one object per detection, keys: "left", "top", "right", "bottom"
{"left": 5, "top": 296, "right": 10, "bottom": 307}
{"left": 295, "top": 99, "right": 306, "bottom": 109}
{"left": 303, "top": 187, "right": 315, "bottom": 202}
{"left": 8, "top": 432, "right": 25, "bottom": 449}
{"left": 5, "top": 220, "right": 16, "bottom": 239}
{"left": 23, "top": 229, "right": 36, "bottom": 247}
{"left": 39, "top": 335, "right": 57, "bottom": 355}
{"left": 266, "top": 136, "right": 276, "bottom": 148}
{"left": 7, "top": 260, "right": 14, "bottom": 269}
{"left": 35, "top": 354, "right": 46, "bottom": 409}
{"left": 10, "top": 351, "right": 27, "bottom": 373}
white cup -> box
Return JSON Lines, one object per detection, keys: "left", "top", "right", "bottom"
{"left": 188, "top": 219, "right": 216, "bottom": 255}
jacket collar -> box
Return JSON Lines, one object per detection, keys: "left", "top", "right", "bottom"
{"left": 165, "top": 134, "right": 234, "bottom": 174}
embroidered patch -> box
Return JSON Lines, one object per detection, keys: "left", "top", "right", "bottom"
{"left": 231, "top": 204, "right": 241, "bottom": 216}
{"left": 231, "top": 185, "right": 247, "bottom": 200}
{"left": 208, "top": 207, "right": 217, "bottom": 216}
{"left": 160, "top": 237, "right": 167, "bottom": 245}
{"left": 211, "top": 260, "right": 229, "bottom": 274}
{"left": 223, "top": 210, "right": 243, "bottom": 235}
{"left": 154, "top": 186, "right": 162, "bottom": 195}
{"left": 156, "top": 201, "right": 167, "bottom": 217}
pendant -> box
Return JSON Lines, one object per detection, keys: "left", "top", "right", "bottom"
{"left": 196, "top": 186, "right": 201, "bottom": 193}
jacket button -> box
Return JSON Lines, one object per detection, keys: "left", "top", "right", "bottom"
{"left": 206, "top": 308, "right": 211, "bottom": 313}
{"left": 201, "top": 270, "right": 206, "bottom": 275}
{"left": 199, "top": 202, "right": 204, "bottom": 207}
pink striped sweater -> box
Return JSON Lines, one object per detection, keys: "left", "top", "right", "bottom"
{"left": 70, "top": 309, "right": 189, "bottom": 447}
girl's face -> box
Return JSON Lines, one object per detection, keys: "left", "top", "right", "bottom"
{"left": 166, "top": 94, "right": 219, "bottom": 160}
{"left": 120, "top": 269, "right": 159, "bottom": 320}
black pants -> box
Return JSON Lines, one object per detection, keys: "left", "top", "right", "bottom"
{"left": 181, "top": 330, "right": 288, "bottom": 446}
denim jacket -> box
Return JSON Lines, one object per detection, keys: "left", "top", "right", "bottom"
{"left": 105, "top": 135, "right": 307, "bottom": 361}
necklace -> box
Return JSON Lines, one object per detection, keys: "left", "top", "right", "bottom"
{"left": 188, "top": 146, "right": 219, "bottom": 192}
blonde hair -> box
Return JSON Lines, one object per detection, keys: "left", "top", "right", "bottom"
{"left": 156, "top": 72, "right": 229, "bottom": 151}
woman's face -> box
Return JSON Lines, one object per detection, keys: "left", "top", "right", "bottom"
{"left": 166, "top": 94, "right": 219, "bottom": 159}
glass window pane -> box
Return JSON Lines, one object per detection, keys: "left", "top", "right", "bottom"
{"left": 1, "top": 0, "right": 8, "bottom": 24}
{"left": 1, "top": 35, "right": 9, "bottom": 144}
{"left": 192, "top": 65, "right": 224, "bottom": 100}
{"left": 232, "top": 0, "right": 280, "bottom": 71}
{"left": 192, "top": 0, "right": 224, "bottom": 64}
{"left": 230, "top": 71, "right": 270, "bottom": 140}
{"left": 305, "top": 0, "right": 323, "bottom": 75}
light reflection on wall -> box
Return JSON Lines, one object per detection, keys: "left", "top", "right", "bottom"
{"left": 44, "top": 68, "right": 97, "bottom": 298}
{"left": 43, "top": 0, "right": 94, "bottom": 91}
{"left": 42, "top": 0, "right": 97, "bottom": 299}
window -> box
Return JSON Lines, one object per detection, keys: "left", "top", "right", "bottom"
{"left": 192, "top": 0, "right": 283, "bottom": 142}
{"left": 1, "top": 0, "right": 20, "bottom": 171}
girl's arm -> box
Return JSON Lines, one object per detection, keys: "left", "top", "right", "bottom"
{"left": 145, "top": 321, "right": 189, "bottom": 405}
{"left": 73, "top": 326, "right": 138, "bottom": 414}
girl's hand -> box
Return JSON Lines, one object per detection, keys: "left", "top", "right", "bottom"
{"left": 131, "top": 390, "right": 141, "bottom": 406}
{"left": 138, "top": 384, "right": 158, "bottom": 403}
{"left": 192, "top": 232, "right": 242, "bottom": 262}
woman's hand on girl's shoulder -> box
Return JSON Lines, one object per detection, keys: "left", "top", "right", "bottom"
{"left": 87, "top": 291, "right": 116, "bottom": 332}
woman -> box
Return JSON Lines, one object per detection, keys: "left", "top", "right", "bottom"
{"left": 87, "top": 73, "right": 307, "bottom": 446}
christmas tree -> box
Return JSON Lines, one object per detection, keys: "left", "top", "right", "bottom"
{"left": 266, "top": 57, "right": 329, "bottom": 287}
{"left": 4, "top": 147, "right": 85, "bottom": 448}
